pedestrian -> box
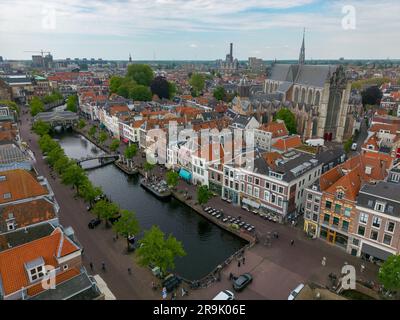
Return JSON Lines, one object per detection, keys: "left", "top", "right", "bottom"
{"left": 290, "top": 239, "right": 295, "bottom": 246}
{"left": 101, "top": 262, "right": 106, "bottom": 271}
{"left": 128, "top": 268, "right": 132, "bottom": 275}
{"left": 89, "top": 262, "right": 93, "bottom": 271}
{"left": 242, "top": 256, "right": 246, "bottom": 265}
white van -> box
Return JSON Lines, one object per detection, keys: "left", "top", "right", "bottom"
{"left": 213, "top": 290, "right": 235, "bottom": 300}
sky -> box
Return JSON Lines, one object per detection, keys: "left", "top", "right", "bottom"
{"left": 0, "top": 0, "right": 399, "bottom": 61}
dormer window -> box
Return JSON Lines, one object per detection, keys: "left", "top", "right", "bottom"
{"left": 3, "top": 192, "right": 11, "bottom": 200}
{"left": 374, "top": 201, "right": 386, "bottom": 213}
{"left": 365, "top": 166, "right": 372, "bottom": 175}
{"left": 336, "top": 191, "right": 344, "bottom": 200}
{"left": 7, "top": 221, "right": 15, "bottom": 231}
{"left": 0, "top": 176, "right": 6, "bottom": 182}
{"left": 25, "top": 257, "right": 45, "bottom": 283}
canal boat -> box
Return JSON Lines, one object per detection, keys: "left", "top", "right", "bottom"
{"left": 114, "top": 160, "right": 138, "bottom": 175}
{"left": 140, "top": 178, "right": 172, "bottom": 200}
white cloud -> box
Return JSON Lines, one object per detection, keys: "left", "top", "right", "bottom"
{"left": 189, "top": 44, "right": 198, "bottom": 48}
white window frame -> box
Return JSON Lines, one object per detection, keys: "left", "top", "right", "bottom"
{"left": 359, "top": 212, "right": 368, "bottom": 224}
{"left": 372, "top": 216, "right": 382, "bottom": 229}
{"left": 386, "top": 221, "right": 395, "bottom": 233}
{"left": 28, "top": 265, "right": 45, "bottom": 283}
{"left": 374, "top": 201, "right": 386, "bottom": 213}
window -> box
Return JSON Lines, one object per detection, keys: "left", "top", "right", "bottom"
{"left": 29, "top": 266, "right": 45, "bottom": 282}
{"left": 0, "top": 176, "right": 6, "bottom": 181}
{"left": 357, "top": 225, "right": 366, "bottom": 236}
{"left": 334, "top": 204, "right": 341, "bottom": 214}
{"left": 312, "top": 213, "right": 318, "bottom": 222}
{"left": 264, "top": 191, "right": 270, "bottom": 202}
{"left": 372, "top": 217, "right": 381, "bottom": 228}
{"left": 342, "top": 220, "right": 349, "bottom": 231}
{"left": 344, "top": 207, "right": 351, "bottom": 217}
{"left": 272, "top": 184, "right": 277, "bottom": 192}
{"left": 265, "top": 182, "right": 270, "bottom": 189}
{"left": 7, "top": 222, "right": 15, "bottom": 231}
{"left": 324, "top": 214, "right": 330, "bottom": 223}
{"left": 359, "top": 213, "right": 368, "bottom": 224}
{"left": 278, "top": 186, "right": 284, "bottom": 194}
{"left": 254, "top": 187, "right": 260, "bottom": 198}
{"left": 325, "top": 201, "right": 332, "bottom": 209}
{"left": 247, "top": 176, "right": 252, "bottom": 183}
{"left": 314, "top": 197, "right": 320, "bottom": 204}
{"left": 306, "top": 202, "right": 312, "bottom": 209}
{"left": 307, "top": 194, "right": 313, "bottom": 201}
{"left": 370, "top": 230, "right": 379, "bottom": 241}
{"left": 63, "top": 264, "right": 69, "bottom": 271}
{"left": 352, "top": 238, "right": 360, "bottom": 246}
{"left": 374, "top": 202, "right": 385, "bottom": 213}
{"left": 247, "top": 185, "right": 252, "bottom": 195}
{"left": 313, "top": 205, "right": 319, "bottom": 212}
{"left": 271, "top": 194, "right": 276, "bottom": 204}
{"left": 333, "top": 217, "right": 340, "bottom": 226}
{"left": 336, "top": 191, "right": 344, "bottom": 200}
{"left": 3, "top": 193, "right": 11, "bottom": 200}
{"left": 383, "top": 234, "right": 392, "bottom": 246}
{"left": 254, "top": 178, "right": 260, "bottom": 185}
{"left": 277, "top": 197, "right": 283, "bottom": 207}
{"left": 386, "top": 221, "right": 395, "bottom": 233}
{"left": 367, "top": 200, "right": 373, "bottom": 207}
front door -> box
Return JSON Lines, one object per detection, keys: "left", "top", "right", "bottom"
{"left": 328, "top": 230, "right": 336, "bottom": 244}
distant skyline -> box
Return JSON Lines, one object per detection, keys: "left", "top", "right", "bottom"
{"left": 0, "top": 0, "right": 399, "bottom": 61}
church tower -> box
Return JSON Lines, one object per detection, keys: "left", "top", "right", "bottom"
{"left": 298, "top": 28, "right": 305, "bottom": 65}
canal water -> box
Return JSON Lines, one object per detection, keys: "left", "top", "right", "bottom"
{"left": 56, "top": 132, "right": 247, "bottom": 280}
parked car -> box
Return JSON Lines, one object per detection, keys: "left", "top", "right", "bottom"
{"left": 351, "top": 143, "right": 358, "bottom": 151}
{"left": 88, "top": 218, "right": 101, "bottom": 229}
{"left": 232, "top": 273, "right": 253, "bottom": 292}
{"left": 288, "top": 283, "right": 305, "bottom": 300}
{"left": 213, "top": 290, "right": 235, "bottom": 300}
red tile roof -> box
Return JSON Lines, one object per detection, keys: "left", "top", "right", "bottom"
{"left": 272, "top": 135, "right": 302, "bottom": 152}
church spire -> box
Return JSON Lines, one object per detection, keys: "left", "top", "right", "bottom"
{"left": 299, "top": 28, "right": 305, "bottom": 65}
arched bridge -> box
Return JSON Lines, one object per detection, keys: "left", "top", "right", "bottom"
{"left": 74, "top": 154, "right": 120, "bottom": 164}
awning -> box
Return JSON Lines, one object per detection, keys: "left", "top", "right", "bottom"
{"left": 179, "top": 168, "right": 192, "bottom": 181}
{"left": 361, "top": 243, "right": 393, "bottom": 261}
{"left": 242, "top": 198, "right": 260, "bottom": 209}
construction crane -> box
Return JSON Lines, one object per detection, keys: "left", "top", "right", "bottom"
{"left": 24, "top": 50, "right": 52, "bottom": 70}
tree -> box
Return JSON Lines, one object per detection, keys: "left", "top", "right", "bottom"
{"left": 124, "top": 144, "right": 138, "bottom": 159}
{"left": 78, "top": 119, "right": 86, "bottom": 129}
{"left": 61, "top": 163, "right": 87, "bottom": 195}
{"left": 197, "top": 185, "right": 212, "bottom": 205}
{"left": 32, "top": 120, "right": 51, "bottom": 136}
{"left": 54, "top": 155, "right": 73, "bottom": 175}
{"left": 117, "top": 80, "right": 136, "bottom": 98}
{"left": 88, "top": 125, "right": 97, "bottom": 137}
{"left": 143, "top": 161, "right": 155, "bottom": 172}
{"left": 46, "top": 146, "right": 65, "bottom": 166}
{"left": 29, "top": 97, "right": 44, "bottom": 116}
{"left": 38, "top": 134, "right": 59, "bottom": 153}
{"left": 110, "top": 139, "right": 120, "bottom": 152}
{"left": 136, "top": 226, "right": 186, "bottom": 274}
{"left": 66, "top": 95, "right": 78, "bottom": 113}
{"left": 189, "top": 73, "right": 205, "bottom": 96}
{"left": 166, "top": 170, "right": 179, "bottom": 188}
{"left": 129, "top": 85, "right": 152, "bottom": 101}
{"left": 126, "top": 64, "right": 154, "bottom": 86}
{"left": 361, "top": 86, "right": 383, "bottom": 106}
{"left": 275, "top": 108, "right": 297, "bottom": 134}
{"left": 80, "top": 180, "right": 103, "bottom": 207}
{"left": 379, "top": 255, "right": 400, "bottom": 291}
{"left": 113, "top": 209, "right": 140, "bottom": 250}
{"left": 109, "top": 76, "right": 125, "bottom": 93}
{"left": 150, "top": 76, "right": 170, "bottom": 99}
{"left": 99, "top": 131, "right": 108, "bottom": 144}
{"left": 92, "top": 200, "right": 119, "bottom": 227}
{"left": 344, "top": 138, "right": 353, "bottom": 154}
{"left": 213, "top": 86, "right": 226, "bottom": 101}
{"left": 168, "top": 81, "right": 177, "bottom": 99}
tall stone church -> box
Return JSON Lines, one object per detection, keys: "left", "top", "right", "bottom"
{"left": 233, "top": 32, "right": 354, "bottom": 143}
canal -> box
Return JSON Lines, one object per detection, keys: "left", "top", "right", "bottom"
{"left": 56, "top": 132, "right": 247, "bottom": 280}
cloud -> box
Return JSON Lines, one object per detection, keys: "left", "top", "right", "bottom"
{"left": 189, "top": 44, "right": 198, "bottom": 48}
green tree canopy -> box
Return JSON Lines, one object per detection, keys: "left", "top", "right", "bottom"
{"left": 54, "top": 155, "right": 73, "bottom": 175}
{"left": 66, "top": 95, "right": 78, "bottom": 113}
{"left": 32, "top": 120, "right": 51, "bottom": 136}
{"left": 29, "top": 97, "right": 44, "bottom": 116}
{"left": 38, "top": 134, "right": 59, "bottom": 153}
{"left": 344, "top": 138, "right": 353, "bottom": 154}
{"left": 168, "top": 81, "right": 177, "bottom": 99}
{"left": 78, "top": 119, "right": 86, "bottom": 129}
{"left": 110, "top": 139, "right": 120, "bottom": 152}
{"left": 99, "top": 131, "right": 108, "bottom": 144}
{"left": 113, "top": 209, "right": 140, "bottom": 249}
{"left": 92, "top": 200, "right": 119, "bottom": 226}
{"left": 61, "top": 163, "right": 87, "bottom": 195}
{"left": 213, "top": 86, "right": 226, "bottom": 101}
{"left": 46, "top": 145, "right": 65, "bottom": 167}
{"left": 42, "top": 91, "right": 63, "bottom": 104}
{"left": 136, "top": 225, "right": 186, "bottom": 273}
{"left": 189, "top": 73, "right": 205, "bottom": 96}
{"left": 110, "top": 76, "right": 125, "bottom": 93}
{"left": 379, "top": 255, "right": 400, "bottom": 291}
{"left": 116, "top": 79, "right": 136, "bottom": 99}
{"left": 88, "top": 125, "right": 97, "bottom": 137}
{"left": 143, "top": 161, "right": 155, "bottom": 172}
{"left": 275, "top": 108, "right": 297, "bottom": 134}
{"left": 129, "top": 85, "right": 152, "bottom": 101}
{"left": 197, "top": 185, "right": 212, "bottom": 205}
{"left": 124, "top": 144, "right": 138, "bottom": 159}
{"left": 80, "top": 180, "right": 103, "bottom": 206}
{"left": 166, "top": 170, "right": 179, "bottom": 188}
{"left": 126, "top": 64, "right": 154, "bottom": 86}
